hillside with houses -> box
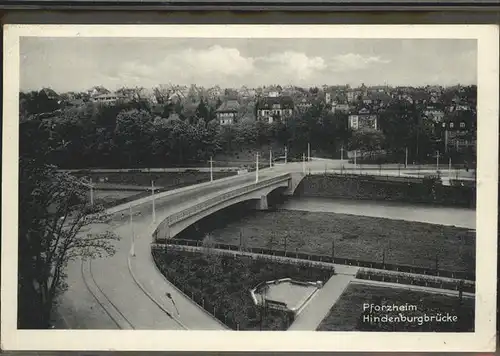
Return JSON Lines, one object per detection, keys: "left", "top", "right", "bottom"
{"left": 19, "top": 83, "right": 477, "bottom": 169}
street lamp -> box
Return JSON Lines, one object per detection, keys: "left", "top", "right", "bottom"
{"left": 151, "top": 180, "right": 156, "bottom": 224}
{"left": 209, "top": 156, "right": 214, "bottom": 182}
{"left": 269, "top": 149, "right": 272, "bottom": 169}
{"left": 89, "top": 178, "right": 94, "bottom": 206}
{"left": 255, "top": 152, "right": 260, "bottom": 183}
{"left": 307, "top": 142, "right": 311, "bottom": 162}
{"left": 284, "top": 146, "right": 288, "bottom": 164}
{"left": 129, "top": 205, "right": 135, "bottom": 257}
{"left": 302, "top": 153, "right": 306, "bottom": 174}
{"left": 78, "top": 177, "right": 95, "bottom": 206}
{"left": 405, "top": 147, "right": 408, "bottom": 169}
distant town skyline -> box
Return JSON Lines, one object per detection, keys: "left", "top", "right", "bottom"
{"left": 20, "top": 38, "right": 477, "bottom": 93}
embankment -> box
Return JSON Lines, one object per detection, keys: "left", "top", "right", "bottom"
{"left": 295, "top": 174, "right": 475, "bottom": 208}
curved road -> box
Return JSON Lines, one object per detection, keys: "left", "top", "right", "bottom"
{"left": 57, "top": 162, "right": 315, "bottom": 329}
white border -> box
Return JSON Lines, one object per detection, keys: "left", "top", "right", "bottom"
{"left": 2, "top": 24, "right": 498, "bottom": 352}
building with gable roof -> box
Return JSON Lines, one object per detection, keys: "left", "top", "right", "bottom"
{"left": 216, "top": 99, "right": 240, "bottom": 125}
{"left": 255, "top": 95, "right": 294, "bottom": 124}
{"left": 348, "top": 107, "right": 379, "bottom": 131}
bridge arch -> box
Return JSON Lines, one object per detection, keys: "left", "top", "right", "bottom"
{"left": 153, "top": 174, "right": 301, "bottom": 242}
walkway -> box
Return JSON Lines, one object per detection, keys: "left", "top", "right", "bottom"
{"left": 288, "top": 274, "right": 354, "bottom": 331}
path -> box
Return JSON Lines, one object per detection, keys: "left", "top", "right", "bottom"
{"left": 288, "top": 274, "right": 354, "bottom": 331}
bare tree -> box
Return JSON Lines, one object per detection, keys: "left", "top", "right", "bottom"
{"left": 19, "top": 163, "right": 119, "bottom": 328}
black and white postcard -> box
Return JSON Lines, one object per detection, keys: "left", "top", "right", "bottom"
{"left": 1, "top": 24, "right": 498, "bottom": 352}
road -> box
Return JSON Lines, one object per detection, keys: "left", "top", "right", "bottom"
{"left": 56, "top": 162, "right": 330, "bottom": 330}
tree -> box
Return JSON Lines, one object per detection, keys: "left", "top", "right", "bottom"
{"left": 114, "top": 109, "right": 154, "bottom": 166}
{"left": 195, "top": 98, "right": 210, "bottom": 123}
{"left": 348, "top": 128, "right": 386, "bottom": 158}
{"left": 19, "top": 119, "right": 119, "bottom": 328}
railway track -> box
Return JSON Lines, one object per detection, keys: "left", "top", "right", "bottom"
{"left": 80, "top": 258, "right": 135, "bottom": 330}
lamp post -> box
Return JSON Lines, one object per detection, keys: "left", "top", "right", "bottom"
{"left": 405, "top": 147, "right": 408, "bottom": 169}
{"left": 209, "top": 156, "right": 214, "bottom": 182}
{"left": 340, "top": 145, "right": 344, "bottom": 161}
{"left": 130, "top": 205, "right": 135, "bottom": 257}
{"left": 284, "top": 146, "right": 288, "bottom": 164}
{"left": 255, "top": 152, "right": 260, "bottom": 183}
{"left": 269, "top": 149, "right": 272, "bottom": 169}
{"left": 354, "top": 150, "right": 357, "bottom": 168}
{"left": 436, "top": 150, "right": 440, "bottom": 172}
{"left": 307, "top": 142, "right": 311, "bottom": 162}
{"left": 448, "top": 157, "right": 452, "bottom": 179}
{"left": 151, "top": 180, "right": 156, "bottom": 224}
{"left": 89, "top": 178, "right": 94, "bottom": 206}
{"left": 78, "top": 178, "right": 95, "bottom": 206}
{"left": 302, "top": 153, "right": 306, "bottom": 174}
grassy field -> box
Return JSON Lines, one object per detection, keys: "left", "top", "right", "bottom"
{"left": 317, "top": 283, "right": 474, "bottom": 332}
{"left": 203, "top": 210, "right": 475, "bottom": 273}
{"left": 151, "top": 247, "right": 334, "bottom": 331}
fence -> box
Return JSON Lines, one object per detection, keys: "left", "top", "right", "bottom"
{"left": 356, "top": 269, "right": 475, "bottom": 293}
{"left": 151, "top": 246, "right": 300, "bottom": 330}
{"left": 153, "top": 174, "right": 291, "bottom": 242}
{"left": 156, "top": 239, "right": 475, "bottom": 281}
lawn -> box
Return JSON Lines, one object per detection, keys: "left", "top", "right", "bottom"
{"left": 151, "top": 246, "right": 335, "bottom": 330}
{"left": 317, "top": 283, "right": 474, "bottom": 332}
{"left": 202, "top": 210, "right": 475, "bottom": 273}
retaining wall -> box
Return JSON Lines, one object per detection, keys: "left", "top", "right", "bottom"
{"left": 296, "top": 174, "right": 475, "bottom": 208}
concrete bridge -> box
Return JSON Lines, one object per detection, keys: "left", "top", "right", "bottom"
{"left": 153, "top": 172, "right": 305, "bottom": 241}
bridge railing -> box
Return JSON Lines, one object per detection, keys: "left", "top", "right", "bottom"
{"left": 165, "top": 173, "right": 291, "bottom": 225}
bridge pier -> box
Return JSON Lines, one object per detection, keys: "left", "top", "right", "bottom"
{"left": 255, "top": 195, "right": 269, "bottom": 210}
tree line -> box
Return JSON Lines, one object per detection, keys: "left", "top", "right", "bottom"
{"left": 20, "top": 87, "right": 477, "bottom": 169}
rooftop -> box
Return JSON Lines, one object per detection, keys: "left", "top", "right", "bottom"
{"left": 216, "top": 99, "right": 240, "bottom": 113}
{"left": 256, "top": 96, "right": 294, "bottom": 110}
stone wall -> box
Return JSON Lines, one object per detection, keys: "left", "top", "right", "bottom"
{"left": 296, "top": 174, "right": 475, "bottom": 209}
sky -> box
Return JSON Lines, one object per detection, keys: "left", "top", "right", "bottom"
{"left": 20, "top": 37, "right": 477, "bottom": 93}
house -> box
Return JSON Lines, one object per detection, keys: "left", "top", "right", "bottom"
{"left": 256, "top": 96, "right": 294, "bottom": 124}
{"left": 216, "top": 99, "right": 240, "bottom": 125}
{"left": 348, "top": 108, "right": 378, "bottom": 131}
{"left": 423, "top": 106, "right": 445, "bottom": 123}
{"left": 296, "top": 98, "right": 313, "bottom": 111}
{"left": 92, "top": 93, "right": 124, "bottom": 105}
{"left": 368, "top": 85, "right": 389, "bottom": 94}
{"left": 347, "top": 85, "right": 367, "bottom": 103}
{"left": 368, "top": 92, "right": 392, "bottom": 107}
{"left": 87, "top": 86, "right": 111, "bottom": 98}
{"left": 435, "top": 110, "right": 476, "bottom": 152}
{"left": 331, "top": 102, "right": 350, "bottom": 113}
{"left": 412, "top": 91, "right": 430, "bottom": 105}
{"left": 361, "top": 95, "right": 373, "bottom": 105}
{"left": 40, "top": 88, "right": 59, "bottom": 100}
